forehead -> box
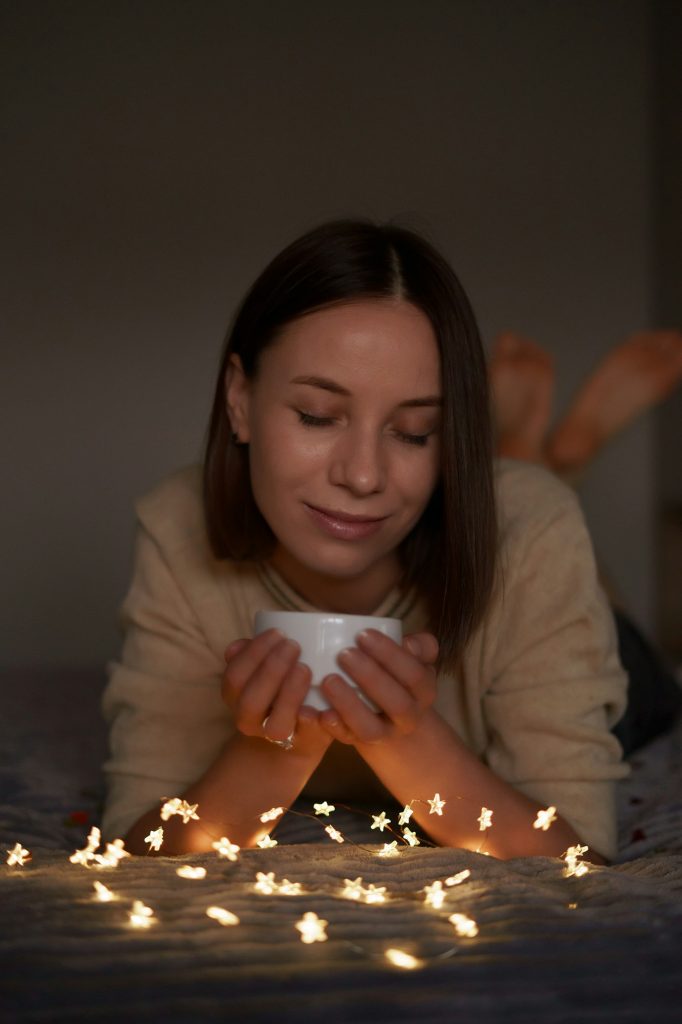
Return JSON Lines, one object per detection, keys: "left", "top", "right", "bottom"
{"left": 266, "top": 299, "right": 441, "bottom": 385}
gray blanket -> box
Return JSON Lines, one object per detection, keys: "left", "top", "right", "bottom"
{"left": 2, "top": 670, "right": 681, "bottom": 1022}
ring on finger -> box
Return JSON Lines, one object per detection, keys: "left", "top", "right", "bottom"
{"left": 262, "top": 715, "right": 295, "bottom": 751}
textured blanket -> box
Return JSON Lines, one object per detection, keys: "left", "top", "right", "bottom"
{"left": 2, "top": 669, "right": 681, "bottom": 1022}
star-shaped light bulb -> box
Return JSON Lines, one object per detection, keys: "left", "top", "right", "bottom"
{"left": 206, "top": 906, "right": 240, "bottom": 926}
{"left": 325, "top": 825, "right": 344, "bottom": 843}
{"left": 477, "top": 807, "right": 493, "bottom": 831}
{"left": 144, "top": 828, "right": 164, "bottom": 852}
{"left": 449, "top": 913, "right": 479, "bottom": 938}
{"left": 403, "top": 828, "right": 420, "bottom": 847}
{"left": 212, "top": 837, "right": 240, "bottom": 861}
{"left": 427, "top": 793, "right": 446, "bottom": 816}
{"left": 423, "top": 880, "right": 446, "bottom": 909}
{"left": 313, "top": 802, "right": 335, "bottom": 817}
{"left": 385, "top": 948, "right": 423, "bottom": 970}
{"left": 129, "top": 900, "right": 156, "bottom": 928}
{"left": 260, "top": 806, "right": 285, "bottom": 823}
{"left": 371, "top": 811, "right": 391, "bottom": 833}
{"left": 295, "top": 911, "right": 328, "bottom": 944}
{"left": 398, "top": 805, "right": 414, "bottom": 827}
{"left": 6, "top": 843, "right": 31, "bottom": 867}
{"left": 176, "top": 865, "right": 207, "bottom": 879}
{"left": 257, "top": 834, "right": 278, "bottom": 849}
{"left": 533, "top": 806, "right": 558, "bottom": 831}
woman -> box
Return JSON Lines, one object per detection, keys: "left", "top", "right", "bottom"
{"left": 101, "top": 219, "right": 627, "bottom": 862}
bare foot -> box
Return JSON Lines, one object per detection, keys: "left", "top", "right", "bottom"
{"left": 489, "top": 332, "right": 555, "bottom": 462}
{"left": 546, "top": 330, "right": 682, "bottom": 476}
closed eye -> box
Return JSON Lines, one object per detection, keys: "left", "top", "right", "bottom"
{"left": 296, "top": 410, "right": 432, "bottom": 448}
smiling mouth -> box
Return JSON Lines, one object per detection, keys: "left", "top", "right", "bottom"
{"left": 303, "top": 501, "right": 387, "bottom": 540}
{"left": 307, "top": 505, "right": 387, "bottom": 523}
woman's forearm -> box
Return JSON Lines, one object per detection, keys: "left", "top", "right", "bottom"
{"left": 355, "top": 709, "right": 604, "bottom": 862}
{"left": 124, "top": 731, "right": 328, "bottom": 855}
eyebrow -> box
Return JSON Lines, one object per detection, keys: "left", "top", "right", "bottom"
{"left": 289, "top": 375, "right": 442, "bottom": 408}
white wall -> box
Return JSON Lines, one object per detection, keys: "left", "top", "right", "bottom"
{"left": 0, "top": 0, "right": 656, "bottom": 667}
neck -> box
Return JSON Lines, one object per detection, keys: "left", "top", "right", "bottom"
{"left": 268, "top": 548, "right": 404, "bottom": 615}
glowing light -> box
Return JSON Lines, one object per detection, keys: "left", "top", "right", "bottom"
{"left": 427, "top": 793, "right": 446, "bottom": 816}
{"left": 129, "top": 899, "right": 156, "bottom": 929}
{"left": 206, "top": 906, "right": 240, "bottom": 926}
{"left": 423, "top": 880, "right": 446, "bottom": 909}
{"left": 363, "top": 883, "right": 387, "bottom": 905}
{"left": 563, "top": 844, "right": 590, "bottom": 878}
{"left": 449, "top": 912, "right": 479, "bottom": 937}
{"left": 385, "top": 948, "right": 423, "bottom": 970}
{"left": 93, "top": 839, "right": 130, "bottom": 868}
{"left": 568, "top": 902, "right": 578, "bottom": 910}
{"left": 176, "top": 865, "right": 207, "bottom": 879}
{"left": 144, "top": 827, "right": 164, "bottom": 852}
{"left": 341, "top": 877, "right": 365, "bottom": 901}
{"left": 6, "top": 843, "right": 31, "bottom": 867}
{"left": 445, "top": 869, "right": 471, "bottom": 886}
{"left": 378, "top": 842, "right": 399, "bottom": 857}
{"left": 257, "top": 834, "right": 278, "bottom": 849}
{"left": 533, "top": 806, "right": 558, "bottom": 831}
{"left": 313, "top": 802, "right": 335, "bottom": 817}
{"left": 371, "top": 812, "right": 391, "bottom": 833}
{"left": 212, "top": 837, "right": 240, "bottom": 861}
{"left": 477, "top": 807, "right": 493, "bottom": 831}
{"left": 70, "top": 826, "right": 102, "bottom": 867}
{"left": 403, "top": 828, "right": 420, "bottom": 847}
{"left": 295, "top": 911, "right": 328, "bottom": 944}
{"left": 93, "top": 881, "right": 116, "bottom": 902}
{"left": 254, "top": 871, "right": 277, "bottom": 895}
{"left": 325, "top": 825, "right": 344, "bottom": 843}
{"left": 398, "top": 805, "right": 414, "bottom": 827}
{"left": 260, "top": 806, "right": 285, "bottom": 823}
{"left": 278, "top": 878, "right": 303, "bottom": 896}
{"left": 160, "top": 798, "right": 199, "bottom": 824}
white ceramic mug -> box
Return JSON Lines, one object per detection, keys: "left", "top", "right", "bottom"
{"left": 253, "top": 610, "right": 403, "bottom": 712}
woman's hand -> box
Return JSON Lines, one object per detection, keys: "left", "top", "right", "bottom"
{"left": 317, "top": 629, "right": 439, "bottom": 745}
{"left": 222, "top": 629, "right": 333, "bottom": 759}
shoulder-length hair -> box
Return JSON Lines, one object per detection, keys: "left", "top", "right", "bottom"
{"left": 203, "top": 218, "right": 497, "bottom": 675}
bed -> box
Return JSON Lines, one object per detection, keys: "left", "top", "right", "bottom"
{"left": 2, "top": 667, "right": 681, "bottom": 1022}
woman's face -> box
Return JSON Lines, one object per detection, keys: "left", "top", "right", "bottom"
{"left": 226, "top": 298, "right": 442, "bottom": 607}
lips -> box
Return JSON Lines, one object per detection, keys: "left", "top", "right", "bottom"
{"left": 304, "top": 504, "right": 387, "bottom": 540}
{"left": 308, "top": 505, "right": 386, "bottom": 523}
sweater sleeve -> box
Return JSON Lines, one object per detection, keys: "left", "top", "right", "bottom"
{"left": 481, "top": 470, "right": 629, "bottom": 861}
{"left": 100, "top": 521, "right": 232, "bottom": 842}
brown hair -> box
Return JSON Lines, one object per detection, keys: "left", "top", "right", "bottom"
{"left": 203, "top": 218, "right": 497, "bottom": 675}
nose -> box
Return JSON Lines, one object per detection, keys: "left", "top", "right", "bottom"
{"left": 328, "top": 426, "right": 387, "bottom": 495}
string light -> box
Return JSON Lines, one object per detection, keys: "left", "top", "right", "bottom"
{"left": 563, "top": 844, "right": 590, "bottom": 878}
{"left": 144, "top": 828, "right": 164, "bottom": 852}
{"left": 445, "top": 869, "right": 471, "bottom": 886}
{"left": 378, "top": 842, "right": 399, "bottom": 857}
{"left": 260, "top": 806, "right": 285, "bottom": 823}
{"left": 257, "top": 834, "right": 278, "bottom": 849}
{"left": 93, "top": 881, "right": 116, "bottom": 902}
{"left": 69, "top": 826, "right": 102, "bottom": 866}
{"left": 295, "top": 912, "right": 328, "bottom": 944}
{"left": 385, "top": 948, "right": 423, "bottom": 970}
{"left": 427, "top": 793, "right": 446, "bottom": 816}
{"left": 129, "top": 899, "right": 156, "bottom": 929}
{"left": 206, "top": 906, "right": 240, "bottom": 926}
{"left": 398, "top": 805, "right": 414, "bottom": 827}
{"left": 6, "top": 843, "right": 31, "bottom": 867}
{"left": 533, "top": 806, "right": 558, "bottom": 832}
{"left": 403, "top": 828, "right": 420, "bottom": 847}
{"left": 371, "top": 812, "right": 391, "bottom": 833}
{"left": 477, "top": 807, "right": 493, "bottom": 831}
{"left": 212, "top": 837, "right": 241, "bottom": 861}
{"left": 449, "top": 913, "right": 478, "bottom": 938}
{"left": 160, "top": 798, "right": 199, "bottom": 824}
{"left": 423, "top": 880, "right": 446, "bottom": 909}
{"left": 325, "top": 825, "right": 344, "bottom": 843}
{"left": 176, "top": 865, "right": 207, "bottom": 879}
{"left": 313, "top": 802, "right": 335, "bottom": 817}
{"left": 93, "top": 839, "right": 130, "bottom": 868}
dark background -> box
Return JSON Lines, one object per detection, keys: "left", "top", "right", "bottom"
{"left": 1, "top": 0, "right": 680, "bottom": 669}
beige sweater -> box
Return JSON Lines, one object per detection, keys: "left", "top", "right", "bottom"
{"left": 101, "top": 459, "right": 629, "bottom": 858}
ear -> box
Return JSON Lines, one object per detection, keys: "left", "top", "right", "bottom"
{"left": 224, "top": 354, "right": 251, "bottom": 444}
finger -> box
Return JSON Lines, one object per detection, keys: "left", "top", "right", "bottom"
{"left": 321, "top": 674, "right": 388, "bottom": 743}
{"left": 234, "top": 637, "right": 302, "bottom": 735}
{"left": 224, "top": 639, "right": 249, "bottom": 662}
{"left": 336, "top": 647, "right": 418, "bottom": 733}
{"left": 355, "top": 630, "right": 437, "bottom": 708}
{"left": 261, "top": 661, "right": 312, "bottom": 742}
{"left": 318, "top": 708, "right": 356, "bottom": 745}
{"left": 403, "top": 632, "right": 439, "bottom": 665}
{"left": 223, "top": 628, "right": 285, "bottom": 695}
